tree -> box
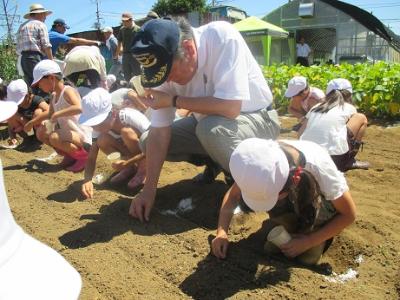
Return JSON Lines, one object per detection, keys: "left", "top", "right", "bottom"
{"left": 152, "top": 0, "right": 208, "bottom": 17}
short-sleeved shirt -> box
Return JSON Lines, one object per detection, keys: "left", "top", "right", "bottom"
{"left": 119, "top": 107, "right": 150, "bottom": 133}
{"left": 117, "top": 25, "right": 140, "bottom": 54}
{"left": 150, "top": 21, "right": 274, "bottom": 128}
{"left": 296, "top": 43, "right": 311, "bottom": 58}
{"left": 106, "top": 34, "right": 118, "bottom": 57}
{"left": 300, "top": 103, "right": 357, "bottom": 155}
{"left": 301, "top": 87, "right": 325, "bottom": 112}
{"left": 48, "top": 29, "right": 71, "bottom": 55}
{"left": 18, "top": 95, "right": 46, "bottom": 119}
{"left": 282, "top": 139, "right": 349, "bottom": 201}
{"left": 16, "top": 20, "right": 52, "bottom": 55}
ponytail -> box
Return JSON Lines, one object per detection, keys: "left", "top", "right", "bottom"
{"left": 286, "top": 167, "right": 322, "bottom": 232}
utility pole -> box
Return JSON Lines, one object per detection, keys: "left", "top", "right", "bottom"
{"left": 92, "top": 0, "right": 102, "bottom": 30}
{"left": 1, "top": 0, "right": 18, "bottom": 42}
{"left": 95, "top": 0, "right": 100, "bottom": 29}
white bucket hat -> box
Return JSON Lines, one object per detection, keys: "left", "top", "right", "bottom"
{"left": 101, "top": 26, "right": 113, "bottom": 33}
{"left": 23, "top": 3, "right": 52, "bottom": 19}
{"left": 79, "top": 88, "right": 112, "bottom": 126}
{"left": 6, "top": 79, "right": 28, "bottom": 105}
{"left": 285, "top": 76, "right": 308, "bottom": 98}
{"left": 326, "top": 78, "right": 353, "bottom": 95}
{"left": 0, "top": 159, "right": 82, "bottom": 299}
{"left": 0, "top": 101, "right": 18, "bottom": 122}
{"left": 31, "top": 59, "right": 62, "bottom": 86}
{"left": 229, "top": 138, "right": 289, "bottom": 212}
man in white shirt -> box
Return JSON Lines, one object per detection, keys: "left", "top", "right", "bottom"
{"left": 129, "top": 17, "right": 280, "bottom": 222}
{"left": 296, "top": 37, "right": 312, "bottom": 67}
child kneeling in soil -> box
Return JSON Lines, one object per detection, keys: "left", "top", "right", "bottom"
{"left": 212, "top": 138, "right": 356, "bottom": 265}
{"left": 298, "top": 78, "right": 369, "bottom": 171}
{"left": 32, "top": 60, "right": 91, "bottom": 172}
{"left": 2, "top": 79, "right": 49, "bottom": 147}
{"left": 79, "top": 93, "right": 150, "bottom": 199}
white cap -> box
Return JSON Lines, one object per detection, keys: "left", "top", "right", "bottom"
{"left": 0, "top": 101, "right": 18, "bottom": 122}
{"left": 0, "top": 78, "right": 3, "bottom": 84}
{"left": 79, "top": 88, "right": 112, "bottom": 126}
{"left": 31, "top": 59, "right": 62, "bottom": 86}
{"left": 6, "top": 79, "right": 28, "bottom": 105}
{"left": 101, "top": 26, "right": 113, "bottom": 33}
{"left": 106, "top": 74, "right": 116, "bottom": 88}
{"left": 229, "top": 138, "right": 289, "bottom": 212}
{"left": 0, "top": 159, "right": 82, "bottom": 299}
{"left": 326, "top": 78, "right": 353, "bottom": 95}
{"left": 284, "top": 76, "right": 307, "bottom": 97}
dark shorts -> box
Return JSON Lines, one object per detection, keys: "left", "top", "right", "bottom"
{"left": 330, "top": 127, "right": 356, "bottom": 172}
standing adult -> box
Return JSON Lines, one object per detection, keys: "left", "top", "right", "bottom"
{"left": 101, "top": 26, "right": 122, "bottom": 77}
{"left": 296, "top": 36, "right": 312, "bottom": 67}
{"left": 115, "top": 12, "right": 141, "bottom": 81}
{"left": 49, "top": 18, "right": 101, "bottom": 56}
{"left": 16, "top": 4, "right": 53, "bottom": 85}
{"left": 129, "top": 18, "right": 280, "bottom": 222}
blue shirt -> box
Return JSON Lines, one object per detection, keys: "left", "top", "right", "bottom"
{"left": 48, "top": 29, "right": 70, "bottom": 55}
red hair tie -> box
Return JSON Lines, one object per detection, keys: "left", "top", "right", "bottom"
{"left": 292, "top": 166, "right": 302, "bottom": 186}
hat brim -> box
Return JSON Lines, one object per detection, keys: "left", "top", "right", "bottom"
{"left": 6, "top": 94, "right": 26, "bottom": 106}
{"left": 121, "top": 17, "right": 131, "bottom": 21}
{"left": 23, "top": 10, "right": 52, "bottom": 19}
{"left": 0, "top": 159, "right": 81, "bottom": 298}
{"left": 285, "top": 88, "right": 299, "bottom": 98}
{"left": 79, "top": 111, "right": 110, "bottom": 127}
{"left": 241, "top": 190, "right": 278, "bottom": 212}
{"left": 0, "top": 101, "right": 18, "bottom": 122}
{"left": 0, "top": 233, "right": 82, "bottom": 297}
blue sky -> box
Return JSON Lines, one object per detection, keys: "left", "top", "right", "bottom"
{"left": 2, "top": 0, "right": 400, "bottom": 37}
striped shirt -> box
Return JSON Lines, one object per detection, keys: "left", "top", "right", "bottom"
{"left": 16, "top": 19, "right": 52, "bottom": 55}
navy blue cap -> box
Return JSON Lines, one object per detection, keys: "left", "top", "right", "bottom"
{"left": 131, "top": 19, "right": 179, "bottom": 88}
{"left": 53, "top": 18, "right": 70, "bottom": 29}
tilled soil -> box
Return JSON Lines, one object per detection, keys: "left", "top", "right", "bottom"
{"left": 1, "top": 117, "right": 399, "bottom": 299}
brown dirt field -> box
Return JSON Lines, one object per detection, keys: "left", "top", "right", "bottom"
{"left": 1, "top": 117, "right": 399, "bottom": 300}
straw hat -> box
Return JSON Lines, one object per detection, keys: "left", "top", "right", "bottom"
{"left": 23, "top": 3, "right": 52, "bottom": 19}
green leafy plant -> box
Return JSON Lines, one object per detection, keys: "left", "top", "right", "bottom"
{"left": 263, "top": 62, "right": 400, "bottom": 118}
{"left": 0, "top": 44, "right": 18, "bottom": 82}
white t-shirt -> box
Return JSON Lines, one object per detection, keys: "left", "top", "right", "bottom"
{"left": 282, "top": 139, "right": 349, "bottom": 201}
{"left": 151, "top": 21, "right": 273, "bottom": 128}
{"left": 301, "top": 87, "right": 325, "bottom": 112}
{"left": 300, "top": 103, "right": 357, "bottom": 155}
{"left": 296, "top": 43, "right": 311, "bottom": 57}
{"left": 119, "top": 107, "right": 150, "bottom": 134}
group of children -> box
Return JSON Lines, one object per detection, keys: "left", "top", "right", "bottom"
{"left": 0, "top": 45, "right": 150, "bottom": 189}
{"left": 212, "top": 76, "right": 367, "bottom": 265}
{"left": 1, "top": 51, "right": 369, "bottom": 267}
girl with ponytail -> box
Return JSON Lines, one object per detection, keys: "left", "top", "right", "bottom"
{"left": 212, "top": 138, "right": 356, "bottom": 265}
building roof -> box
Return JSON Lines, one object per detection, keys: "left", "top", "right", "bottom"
{"left": 320, "top": 0, "right": 400, "bottom": 52}
{"left": 234, "top": 16, "right": 288, "bottom": 38}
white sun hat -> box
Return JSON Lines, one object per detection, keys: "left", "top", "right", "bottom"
{"left": 79, "top": 88, "right": 112, "bottom": 126}
{"left": 0, "top": 101, "right": 18, "bottom": 122}
{"left": 284, "top": 76, "right": 308, "bottom": 98}
{"left": 31, "top": 59, "right": 62, "bottom": 86}
{"left": 0, "top": 159, "right": 82, "bottom": 299}
{"left": 229, "top": 138, "right": 289, "bottom": 212}
{"left": 23, "top": 3, "right": 52, "bottom": 19}
{"left": 326, "top": 78, "right": 353, "bottom": 95}
{"left": 6, "top": 79, "right": 28, "bottom": 105}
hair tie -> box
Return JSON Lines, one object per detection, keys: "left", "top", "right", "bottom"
{"left": 292, "top": 166, "right": 302, "bottom": 186}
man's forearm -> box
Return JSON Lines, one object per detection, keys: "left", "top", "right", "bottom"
{"left": 176, "top": 96, "right": 241, "bottom": 119}
{"left": 44, "top": 47, "right": 53, "bottom": 60}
